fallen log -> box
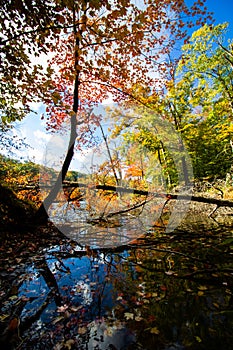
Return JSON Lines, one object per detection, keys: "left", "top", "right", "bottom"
{"left": 16, "top": 182, "right": 233, "bottom": 208}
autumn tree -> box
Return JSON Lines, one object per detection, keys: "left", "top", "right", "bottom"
{"left": 111, "top": 22, "right": 233, "bottom": 186}
{"left": 173, "top": 22, "right": 233, "bottom": 180}
{"left": 0, "top": 0, "right": 60, "bottom": 124}
{"left": 0, "top": 0, "right": 212, "bottom": 219}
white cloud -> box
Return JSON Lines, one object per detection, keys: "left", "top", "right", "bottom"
{"left": 34, "top": 129, "right": 51, "bottom": 143}
{"left": 27, "top": 147, "right": 44, "bottom": 163}
{"left": 29, "top": 101, "right": 44, "bottom": 112}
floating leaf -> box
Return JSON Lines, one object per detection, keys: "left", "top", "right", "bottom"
{"left": 52, "top": 316, "right": 64, "bottom": 324}
{"left": 64, "top": 339, "right": 75, "bottom": 349}
{"left": 160, "top": 285, "right": 167, "bottom": 291}
{"left": 197, "top": 291, "right": 204, "bottom": 296}
{"left": 195, "top": 336, "right": 202, "bottom": 343}
{"left": 165, "top": 270, "right": 175, "bottom": 275}
{"left": 0, "top": 314, "right": 9, "bottom": 321}
{"left": 135, "top": 315, "right": 143, "bottom": 322}
{"left": 150, "top": 326, "right": 160, "bottom": 334}
{"left": 8, "top": 318, "right": 19, "bottom": 331}
{"left": 198, "top": 285, "right": 208, "bottom": 291}
{"left": 124, "top": 312, "right": 134, "bottom": 320}
{"left": 78, "top": 326, "right": 87, "bottom": 335}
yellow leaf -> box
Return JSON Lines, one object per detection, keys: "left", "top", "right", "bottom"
{"left": 198, "top": 285, "right": 208, "bottom": 291}
{"left": 0, "top": 314, "right": 9, "bottom": 322}
{"left": 78, "top": 326, "right": 87, "bottom": 335}
{"left": 195, "top": 336, "right": 202, "bottom": 343}
{"left": 150, "top": 327, "right": 160, "bottom": 334}
{"left": 124, "top": 312, "right": 134, "bottom": 320}
{"left": 64, "top": 339, "right": 75, "bottom": 349}
{"left": 135, "top": 316, "right": 143, "bottom": 322}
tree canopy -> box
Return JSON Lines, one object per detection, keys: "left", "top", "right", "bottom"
{"left": 108, "top": 22, "right": 233, "bottom": 186}
{"left": 0, "top": 0, "right": 212, "bottom": 125}
{"left": 3, "top": 0, "right": 231, "bottom": 218}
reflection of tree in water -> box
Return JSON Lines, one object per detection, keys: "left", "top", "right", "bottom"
{"left": 105, "top": 229, "right": 233, "bottom": 349}
{"left": 0, "top": 222, "right": 233, "bottom": 349}
{"left": 0, "top": 256, "right": 62, "bottom": 349}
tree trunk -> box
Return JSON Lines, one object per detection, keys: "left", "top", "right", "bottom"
{"left": 35, "top": 6, "right": 80, "bottom": 222}
{"left": 35, "top": 112, "right": 77, "bottom": 222}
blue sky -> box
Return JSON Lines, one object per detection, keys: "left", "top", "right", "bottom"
{"left": 8, "top": 0, "right": 233, "bottom": 171}
{"left": 206, "top": 0, "right": 233, "bottom": 37}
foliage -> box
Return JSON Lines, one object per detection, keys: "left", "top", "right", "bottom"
{"left": 36, "top": 0, "right": 212, "bottom": 131}
{"left": 0, "top": 155, "right": 84, "bottom": 208}
{"left": 1, "top": 0, "right": 211, "bottom": 130}
{"left": 109, "top": 23, "right": 233, "bottom": 186}
{"left": 1, "top": 0, "right": 213, "bottom": 215}
{"left": 175, "top": 22, "right": 233, "bottom": 180}
{"left": 0, "top": 5, "right": 233, "bottom": 349}
{"left": 0, "top": 0, "right": 56, "bottom": 125}
{"left": 0, "top": 125, "right": 29, "bottom": 158}
{"left": 0, "top": 183, "right": 35, "bottom": 226}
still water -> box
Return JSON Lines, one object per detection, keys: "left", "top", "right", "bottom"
{"left": 11, "top": 221, "right": 233, "bottom": 350}
{"left": 1, "top": 197, "right": 233, "bottom": 350}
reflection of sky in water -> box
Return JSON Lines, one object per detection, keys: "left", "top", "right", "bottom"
{"left": 12, "top": 234, "right": 232, "bottom": 350}
{"left": 18, "top": 249, "right": 137, "bottom": 349}
{"left": 19, "top": 250, "right": 129, "bottom": 325}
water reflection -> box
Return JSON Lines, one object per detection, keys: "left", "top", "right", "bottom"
{"left": 12, "top": 235, "right": 232, "bottom": 350}
{"left": 48, "top": 196, "right": 166, "bottom": 248}
{"left": 16, "top": 248, "right": 138, "bottom": 349}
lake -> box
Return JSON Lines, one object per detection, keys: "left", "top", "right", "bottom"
{"left": 0, "top": 203, "right": 233, "bottom": 349}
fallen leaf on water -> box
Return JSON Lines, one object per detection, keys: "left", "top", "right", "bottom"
{"left": 197, "top": 291, "right": 204, "bottom": 296}
{"left": 195, "top": 336, "right": 202, "bottom": 343}
{"left": 8, "top": 317, "right": 19, "bottom": 331}
{"left": 198, "top": 285, "right": 208, "bottom": 291}
{"left": 150, "top": 327, "right": 160, "bottom": 334}
{"left": 78, "top": 326, "right": 87, "bottom": 334}
{"left": 135, "top": 316, "right": 143, "bottom": 322}
{"left": 70, "top": 305, "right": 83, "bottom": 312}
{"left": 64, "top": 339, "right": 75, "bottom": 349}
{"left": 143, "top": 299, "right": 150, "bottom": 304}
{"left": 0, "top": 314, "right": 9, "bottom": 321}
{"left": 165, "top": 270, "right": 175, "bottom": 275}
{"left": 160, "top": 285, "right": 167, "bottom": 291}
{"left": 52, "top": 316, "right": 64, "bottom": 324}
{"left": 124, "top": 312, "right": 134, "bottom": 320}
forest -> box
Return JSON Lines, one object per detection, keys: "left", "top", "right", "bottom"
{"left": 0, "top": 0, "right": 233, "bottom": 349}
